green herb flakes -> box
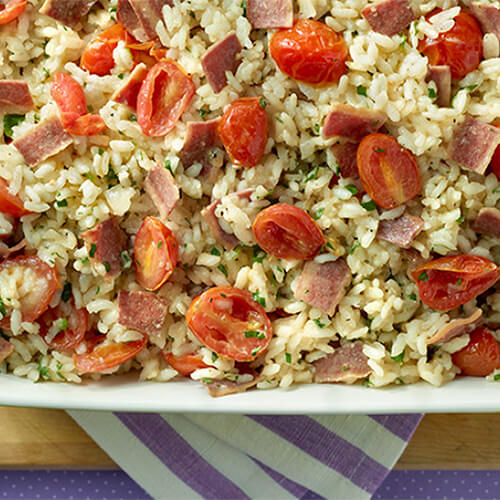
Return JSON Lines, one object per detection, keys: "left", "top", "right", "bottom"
{"left": 349, "top": 242, "right": 361, "bottom": 254}
{"left": 408, "top": 293, "right": 417, "bottom": 301}
{"left": 259, "top": 97, "right": 267, "bottom": 109}
{"left": 356, "top": 85, "right": 368, "bottom": 97}
{"left": 285, "top": 353, "right": 292, "bottom": 363}
{"left": 0, "top": 296, "right": 6, "bottom": 318}
{"left": 61, "top": 281, "right": 72, "bottom": 302}
{"left": 313, "top": 319, "right": 325, "bottom": 328}
{"left": 56, "top": 199, "right": 68, "bottom": 207}
{"left": 313, "top": 207, "right": 325, "bottom": 220}
{"left": 361, "top": 200, "right": 377, "bottom": 211}
{"left": 3, "top": 114, "right": 25, "bottom": 138}
{"left": 218, "top": 264, "right": 228, "bottom": 277}
{"left": 494, "top": 374, "right": 500, "bottom": 381}
{"left": 418, "top": 271, "right": 429, "bottom": 282}
{"left": 211, "top": 352, "right": 218, "bottom": 363}
{"left": 245, "top": 330, "right": 266, "bottom": 340}
{"left": 346, "top": 184, "right": 358, "bottom": 195}
{"left": 202, "top": 377, "right": 214, "bottom": 384}
{"left": 428, "top": 87, "right": 437, "bottom": 99}
{"left": 121, "top": 250, "right": 132, "bottom": 269}
{"left": 252, "top": 291, "right": 266, "bottom": 308}
{"left": 456, "top": 216, "right": 465, "bottom": 224}
{"left": 89, "top": 243, "right": 97, "bottom": 258}
{"left": 210, "top": 247, "right": 221, "bottom": 256}
{"left": 391, "top": 350, "right": 405, "bottom": 364}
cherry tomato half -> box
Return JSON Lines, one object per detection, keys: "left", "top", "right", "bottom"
{"left": 490, "top": 124, "right": 500, "bottom": 181}
{"left": 0, "top": 178, "right": 30, "bottom": 218}
{"left": 0, "top": 255, "right": 59, "bottom": 327}
{"left": 418, "top": 9, "right": 483, "bottom": 80}
{"left": 253, "top": 203, "right": 325, "bottom": 260}
{"left": 134, "top": 216, "right": 178, "bottom": 291}
{"left": 137, "top": 60, "right": 195, "bottom": 137}
{"left": 219, "top": 97, "right": 268, "bottom": 168}
{"left": 410, "top": 255, "right": 500, "bottom": 311}
{"left": 186, "top": 286, "right": 272, "bottom": 362}
{"left": 39, "top": 299, "right": 88, "bottom": 351}
{"left": 270, "top": 19, "right": 348, "bottom": 86}
{"left": 74, "top": 335, "right": 146, "bottom": 373}
{"left": 0, "top": 0, "right": 26, "bottom": 25}
{"left": 452, "top": 327, "right": 500, "bottom": 377}
{"left": 161, "top": 351, "right": 209, "bottom": 376}
{"left": 357, "top": 133, "right": 421, "bottom": 209}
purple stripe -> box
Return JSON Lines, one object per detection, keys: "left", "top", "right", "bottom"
{"left": 116, "top": 413, "right": 249, "bottom": 500}
{"left": 250, "top": 415, "right": 388, "bottom": 494}
{"left": 368, "top": 414, "right": 423, "bottom": 441}
{"left": 252, "top": 457, "right": 324, "bottom": 499}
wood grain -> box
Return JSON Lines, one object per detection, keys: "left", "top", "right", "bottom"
{"left": 1, "top": 407, "right": 500, "bottom": 469}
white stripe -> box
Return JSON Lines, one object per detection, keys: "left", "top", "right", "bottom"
{"left": 163, "top": 414, "right": 295, "bottom": 500}
{"left": 185, "top": 414, "right": 369, "bottom": 500}
{"left": 68, "top": 410, "right": 202, "bottom": 500}
{"left": 311, "top": 415, "right": 406, "bottom": 468}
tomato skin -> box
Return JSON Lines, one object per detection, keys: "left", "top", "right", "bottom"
{"left": 64, "top": 114, "right": 106, "bottom": 136}
{"left": 0, "top": 178, "right": 30, "bottom": 218}
{"left": 452, "top": 327, "right": 500, "bottom": 377}
{"left": 411, "top": 255, "right": 500, "bottom": 311}
{"left": 418, "top": 10, "right": 483, "bottom": 79}
{"left": 357, "top": 133, "right": 421, "bottom": 209}
{"left": 74, "top": 335, "right": 146, "bottom": 373}
{"left": 161, "top": 351, "right": 209, "bottom": 376}
{"left": 219, "top": 97, "right": 268, "bottom": 168}
{"left": 270, "top": 19, "right": 348, "bottom": 86}
{"left": 137, "top": 60, "right": 195, "bottom": 137}
{"left": 0, "top": 0, "right": 26, "bottom": 24}
{"left": 39, "top": 299, "right": 88, "bottom": 351}
{"left": 252, "top": 203, "right": 325, "bottom": 260}
{"left": 134, "top": 216, "right": 178, "bottom": 291}
{"left": 491, "top": 146, "right": 500, "bottom": 182}
{"left": 186, "top": 286, "right": 272, "bottom": 362}
{"left": 0, "top": 256, "right": 59, "bottom": 327}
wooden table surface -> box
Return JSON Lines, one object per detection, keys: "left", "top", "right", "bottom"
{"left": 1, "top": 408, "right": 499, "bottom": 470}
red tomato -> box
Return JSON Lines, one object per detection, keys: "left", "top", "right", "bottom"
{"left": 489, "top": 124, "right": 500, "bottom": 181}
{"left": 64, "top": 114, "right": 106, "bottom": 136}
{"left": 161, "top": 351, "right": 209, "bottom": 376}
{"left": 134, "top": 216, "right": 178, "bottom": 291}
{"left": 252, "top": 203, "right": 325, "bottom": 260}
{"left": 39, "top": 299, "right": 88, "bottom": 351}
{"left": 410, "top": 255, "right": 500, "bottom": 311}
{"left": 0, "top": 0, "right": 26, "bottom": 24}
{"left": 452, "top": 327, "right": 500, "bottom": 377}
{"left": 74, "top": 335, "right": 146, "bottom": 373}
{"left": 186, "top": 286, "right": 272, "bottom": 362}
{"left": 357, "top": 133, "right": 421, "bottom": 209}
{"left": 269, "top": 19, "right": 348, "bottom": 86}
{"left": 219, "top": 97, "right": 268, "bottom": 168}
{"left": 0, "top": 177, "right": 30, "bottom": 218}
{"left": 136, "top": 60, "right": 195, "bottom": 137}
{"left": 418, "top": 9, "right": 483, "bottom": 79}
{"left": 0, "top": 256, "right": 59, "bottom": 327}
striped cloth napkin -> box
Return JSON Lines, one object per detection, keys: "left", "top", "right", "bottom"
{"left": 68, "top": 411, "right": 422, "bottom": 499}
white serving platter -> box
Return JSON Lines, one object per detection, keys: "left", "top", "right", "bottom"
{"left": 0, "top": 373, "right": 498, "bottom": 414}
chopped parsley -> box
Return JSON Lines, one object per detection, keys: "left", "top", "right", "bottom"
{"left": 456, "top": 216, "right": 465, "bottom": 224}
{"left": 117, "top": 73, "right": 124, "bottom": 79}
{"left": 461, "top": 84, "right": 478, "bottom": 92}
{"left": 399, "top": 34, "right": 407, "bottom": 48}
{"left": 211, "top": 352, "right": 218, "bottom": 363}
{"left": 59, "top": 317, "right": 68, "bottom": 331}
{"left": 346, "top": 184, "right": 358, "bottom": 195}
{"left": 259, "top": 97, "right": 267, "bottom": 109}
{"left": 129, "top": 114, "right": 137, "bottom": 122}
{"left": 251, "top": 346, "right": 261, "bottom": 357}
{"left": 361, "top": 200, "right": 377, "bottom": 211}
{"left": 61, "top": 281, "right": 72, "bottom": 302}
{"left": 103, "top": 261, "right": 111, "bottom": 273}
{"left": 313, "top": 319, "right": 325, "bottom": 328}
{"left": 210, "top": 247, "right": 221, "bottom": 256}
{"left": 56, "top": 362, "right": 65, "bottom": 380}
{"left": 157, "top": 241, "right": 163, "bottom": 248}
{"left": 285, "top": 352, "right": 292, "bottom": 363}
{"left": 313, "top": 207, "right": 325, "bottom": 220}
{"left": 374, "top": 148, "right": 386, "bottom": 153}
{"left": 391, "top": 350, "right": 405, "bottom": 364}
{"left": 252, "top": 245, "right": 266, "bottom": 263}
{"left": 245, "top": 330, "right": 266, "bottom": 340}
{"left": 201, "top": 377, "right": 214, "bottom": 384}
{"left": 356, "top": 85, "right": 368, "bottom": 97}
{"left": 241, "top": 0, "right": 246, "bottom": 16}
{"left": 275, "top": 115, "right": 284, "bottom": 123}
{"left": 121, "top": 250, "right": 132, "bottom": 269}
{"left": 252, "top": 291, "right": 266, "bottom": 308}
{"left": 314, "top": 123, "right": 320, "bottom": 134}
{"left": 218, "top": 264, "right": 228, "bottom": 277}
{"left": 349, "top": 242, "right": 361, "bottom": 254}
{"left": 164, "top": 159, "right": 174, "bottom": 175}
{"left": 342, "top": 365, "right": 349, "bottom": 372}
{"left": 494, "top": 374, "right": 500, "bottom": 381}
{"left": 3, "top": 114, "right": 25, "bottom": 138}
{"left": 408, "top": 293, "right": 417, "bottom": 301}
{"left": 98, "top": 147, "right": 104, "bottom": 155}
{"left": 198, "top": 108, "right": 210, "bottom": 117}
{"left": 83, "top": 173, "right": 95, "bottom": 181}
{"left": 37, "top": 356, "right": 50, "bottom": 380}
{"left": 305, "top": 165, "right": 320, "bottom": 182}
{"left": 418, "top": 271, "right": 429, "bottom": 282}
{"left": 0, "top": 296, "right": 6, "bottom": 318}
{"left": 428, "top": 87, "right": 437, "bottom": 99}
{"left": 456, "top": 278, "right": 463, "bottom": 287}
{"left": 56, "top": 199, "right": 68, "bottom": 207}
{"left": 89, "top": 243, "right": 97, "bottom": 258}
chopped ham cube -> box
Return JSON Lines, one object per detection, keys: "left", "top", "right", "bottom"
{"left": 118, "top": 290, "right": 168, "bottom": 335}
{"left": 295, "top": 259, "right": 351, "bottom": 315}
{"left": 143, "top": 163, "right": 179, "bottom": 219}
{"left": 473, "top": 207, "right": 500, "bottom": 239}
{"left": 377, "top": 214, "right": 424, "bottom": 249}
{"left": 362, "top": 0, "right": 416, "bottom": 37}
{"left": 118, "top": 0, "right": 171, "bottom": 42}
{"left": 40, "top": 0, "right": 98, "bottom": 28}
{"left": 427, "top": 308, "right": 483, "bottom": 345}
{"left": 468, "top": 2, "right": 500, "bottom": 42}
{"left": 330, "top": 143, "right": 359, "bottom": 180}
{"left": 201, "top": 32, "right": 242, "bottom": 93}
{"left": 112, "top": 63, "right": 149, "bottom": 110}
{"left": 0, "top": 81, "right": 33, "bottom": 114}
{"left": 13, "top": 116, "right": 73, "bottom": 166}
{"left": 426, "top": 65, "right": 451, "bottom": 107}
{"left": 447, "top": 116, "right": 500, "bottom": 174}
{"left": 80, "top": 216, "right": 127, "bottom": 277}
{"left": 322, "top": 104, "right": 386, "bottom": 142}
{"left": 313, "top": 342, "right": 371, "bottom": 384}
{"left": 0, "top": 337, "right": 14, "bottom": 364}
{"left": 203, "top": 375, "right": 260, "bottom": 398}
{"left": 247, "top": 0, "right": 293, "bottom": 29}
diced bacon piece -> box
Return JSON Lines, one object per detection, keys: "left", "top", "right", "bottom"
{"left": 362, "top": 0, "right": 416, "bottom": 37}
{"left": 247, "top": 0, "right": 293, "bottom": 29}
{"left": 427, "top": 308, "right": 483, "bottom": 345}
{"left": 468, "top": 2, "right": 500, "bottom": 42}
{"left": 201, "top": 32, "right": 242, "bottom": 93}
{"left": 0, "top": 81, "right": 33, "bottom": 114}
{"left": 426, "top": 65, "right": 451, "bottom": 107}
{"left": 13, "top": 116, "right": 73, "bottom": 166}
{"left": 80, "top": 216, "right": 127, "bottom": 277}
{"left": 118, "top": 0, "right": 172, "bottom": 42}
{"left": 313, "top": 342, "right": 371, "bottom": 384}
{"left": 112, "top": 63, "right": 149, "bottom": 110}
{"left": 0, "top": 337, "right": 14, "bottom": 364}
{"left": 377, "top": 214, "right": 424, "bottom": 249}
{"left": 330, "top": 143, "right": 359, "bottom": 179}
{"left": 117, "top": 290, "right": 168, "bottom": 335}
{"left": 473, "top": 207, "right": 500, "bottom": 239}
{"left": 322, "top": 104, "right": 386, "bottom": 142}
{"left": 143, "top": 163, "right": 179, "bottom": 219}
{"left": 448, "top": 116, "right": 500, "bottom": 174}
{"left": 0, "top": 239, "right": 26, "bottom": 260}
{"left": 40, "top": 0, "right": 98, "bottom": 28}
{"left": 295, "top": 259, "right": 351, "bottom": 315}
{"left": 117, "top": 0, "right": 142, "bottom": 39}
{"left": 203, "top": 375, "right": 260, "bottom": 398}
